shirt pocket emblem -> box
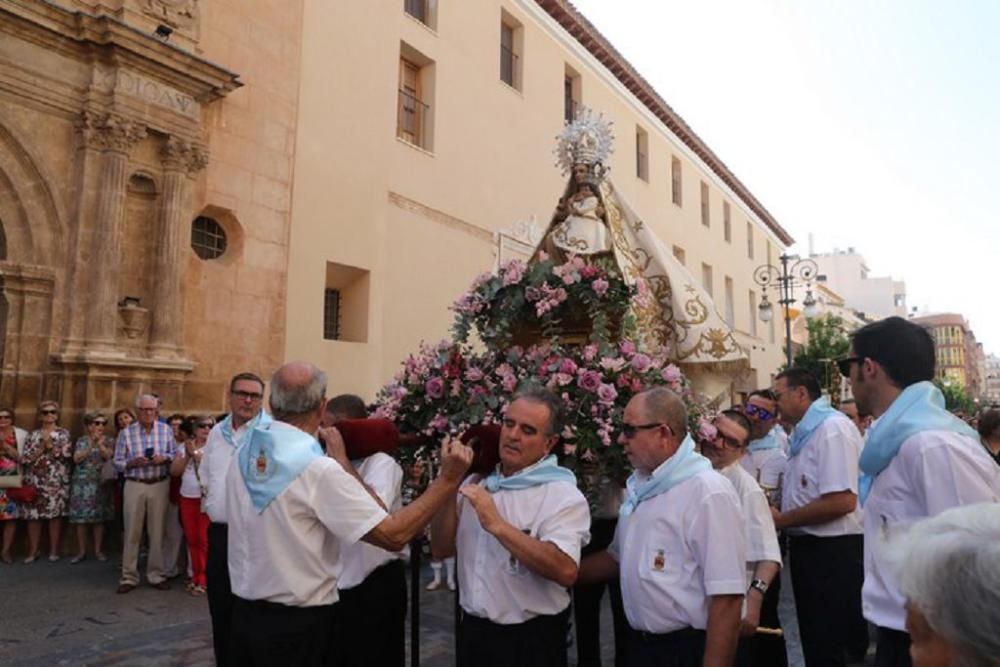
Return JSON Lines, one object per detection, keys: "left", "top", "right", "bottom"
{"left": 652, "top": 548, "right": 666, "bottom": 572}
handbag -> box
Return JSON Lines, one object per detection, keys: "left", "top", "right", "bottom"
{"left": 7, "top": 485, "right": 38, "bottom": 504}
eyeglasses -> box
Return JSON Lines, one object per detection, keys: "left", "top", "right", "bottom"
{"left": 92, "top": 420, "right": 107, "bottom": 426}
{"left": 620, "top": 422, "right": 665, "bottom": 439}
{"left": 197, "top": 422, "right": 214, "bottom": 429}
{"left": 837, "top": 356, "right": 863, "bottom": 377}
{"left": 232, "top": 390, "right": 263, "bottom": 402}
{"left": 743, "top": 404, "right": 775, "bottom": 421}
{"left": 40, "top": 409, "right": 58, "bottom": 415}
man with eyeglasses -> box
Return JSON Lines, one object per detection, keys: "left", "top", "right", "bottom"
{"left": 200, "top": 372, "right": 270, "bottom": 667}
{"left": 842, "top": 317, "right": 999, "bottom": 667}
{"left": 738, "top": 390, "right": 788, "bottom": 491}
{"left": 700, "top": 409, "right": 784, "bottom": 667}
{"left": 113, "top": 393, "right": 177, "bottom": 594}
{"left": 770, "top": 368, "right": 865, "bottom": 667}
{"left": 431, "top": 386, "right": 591, "bottom": 667}
{"left": 579, "top": 387, "right": 745, "bottom": 667}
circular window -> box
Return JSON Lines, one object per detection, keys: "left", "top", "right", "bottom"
{"left": 191, "top": 216, "right": 227, "bottom": 260}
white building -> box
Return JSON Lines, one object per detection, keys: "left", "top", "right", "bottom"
{"left": 985, "top": 354, "right": 1000, "bottom": 406}
{"left": 810, "top": 249, "right": 907, "bottom": 321}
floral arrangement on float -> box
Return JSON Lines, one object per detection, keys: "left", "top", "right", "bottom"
{"left": 374, "top": 252, "right": 711, "bottom": 505}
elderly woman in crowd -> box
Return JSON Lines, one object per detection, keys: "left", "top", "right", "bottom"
{"left": 894, "top": 503, "right": 1000, "bottom": 667}
{"left": 976, "top": 409, "right": 1000, "bottom": 466}
{"left": 170, "top": 415, "right": 213, "bottom": 595}
{"left": 21, "top": 400, "right": 73, "bottom": 562}
{"left": 68, "top": 411, "right": 115, "bottom": 563}
{"left": 1, "top": 407, "right": 28, "bottom": 563}
{"left": 111, "top": 408, "right": 136, "bottom": 528}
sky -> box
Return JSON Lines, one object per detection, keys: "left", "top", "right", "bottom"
{"left": 569, "top": 0, "right": 1000, "bottom": 353}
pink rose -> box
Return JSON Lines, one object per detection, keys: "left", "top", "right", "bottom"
{"left": 558, "top": 358, "right": 578, "bottom": 375}
{"left": 697, "top": 419, "right": 718, "bottom": 443}
{"left": 577, "top": 370, "right": 602, "bottom": 392}
{"left": 592, "top": 278, "right": 609, "bottom": 297}
{"left": 582, "top": 344, "right": 599, "bottom": 361}
{"left": 501, "top": 259, "right": 526, "bottom": 286}
{"left": 425, "top": 377, "right": 444, "bottom": 399}
{"left": 619, "top": 340, "right": 637, "bottom": 356}
{"left": 630, "top": 353, "right": 652, "bottom": 373}
{"left": 597, "top": 383, "right": 618, "bottom": 405}
{"left": 661, "top": 364, "right": 682, "bottom": 383}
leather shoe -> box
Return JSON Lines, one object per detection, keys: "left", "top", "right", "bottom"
{"left": 151, "top": 580, "right": 171, "bottom": 591}
{"left": 116, "top": 583, "right": 136, "bottom": 594}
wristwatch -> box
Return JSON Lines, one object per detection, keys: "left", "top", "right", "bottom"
{"left": 749, "top": 578, "right": 768, "bottom": 595}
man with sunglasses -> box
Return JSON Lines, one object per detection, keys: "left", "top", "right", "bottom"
{"left": 842, "top": 317, "right": 999, "bottom": 667}
{"left": 770, "top": 368, "right": 865, "bottom": 667}
{"left": 579, "top": 387, "right": 746, "bottom": 667}
{"left": 701, "top": 410, "right": 784, "bottom": 667}
{"left": 200, "top": 371, "right": 271, "bottom": 667}
{"left": 739, "top": 390, "right": 788, "bottom": 492}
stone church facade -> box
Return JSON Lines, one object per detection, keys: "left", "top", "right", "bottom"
{"left": 0, "top": 0, "right": 302, "bottom": 428}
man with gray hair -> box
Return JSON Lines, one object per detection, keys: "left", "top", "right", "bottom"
{"left": 225, "top": 362, "right": 474, "bottom": 665}
{"left": 113, "top": 393, "right": 177, "bottom": 593}
{"left": 579, "top": 386, "right": 746, "bottom": 667}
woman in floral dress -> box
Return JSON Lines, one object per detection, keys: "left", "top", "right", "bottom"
{"left": 68, "top": 411, "right": 114, "bottom": 563}
{"left": 21, "top": 400, "right": 73, "bottom": 563}
{"left": 0, "top": 408, "right": 28, "bottom": 563}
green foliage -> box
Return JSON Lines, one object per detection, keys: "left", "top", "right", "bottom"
{"left": 792, "top": 315, "right": 851, "bottom": 392}
{"left": 933, "top": 379, "right": 977, "bottom": 414}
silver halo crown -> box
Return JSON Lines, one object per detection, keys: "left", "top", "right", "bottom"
{"left": 554, "top": 107, "right": 615, "bottom": 181}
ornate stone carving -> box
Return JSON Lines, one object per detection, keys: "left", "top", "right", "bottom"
{"left": 160, "top": 135, "right": 209, "bottom": 174}
{"left": 141, "top": 0, "right": 199, "bottom": 30}
{"left": 75, "top": 111, "right": 147, "bottom": 153}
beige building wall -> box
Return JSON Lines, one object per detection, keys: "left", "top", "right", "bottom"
{"left": 286, "top": 0, "right": 791, "bottom": 401}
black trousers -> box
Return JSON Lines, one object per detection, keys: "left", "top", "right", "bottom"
{"left": 735, "top": 575, "right": 787, "bottom": 667}
{"left": 574, "top": 517, "right": 628, "bottom": 667}
{"left": 334, "top": 560, "right": 407, "bottom": 667}
{"left": 874, "top": 627, "right": 912, "bottom": 667}
{"left": 788, "top": 533, "right": 865, "bottom": 667}
{"left": 457, "top": 606, "right": 571, "bottom": 667}
{"left": 625, "top": 627, "right": 706, "bottom": 667}
{"left": 207, "top": 522, "right": 233, "bottom": 667}
{"left": 230, "top": 596, "right": 336, "bottom": 666}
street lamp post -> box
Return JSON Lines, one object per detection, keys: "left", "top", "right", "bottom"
{"left": 754, "top": 253, "right": 819, "bottom": 367}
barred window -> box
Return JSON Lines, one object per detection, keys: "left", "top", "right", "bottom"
{"left": 191, "top": 216, "right": 227, "bottom": 260}
{"left": 323, "top": 289, "right": 341, "bottom": 340}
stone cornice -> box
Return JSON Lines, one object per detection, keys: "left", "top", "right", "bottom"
{"left": 0, "top": 0, "right": 241, "bottom": 103}
{"left": 535, "top": 0, "right": 794, "bottom": 247}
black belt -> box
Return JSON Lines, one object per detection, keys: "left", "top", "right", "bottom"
{"left": 630, "top": 625, "right": 705, "bottom": 644}
{"left": 126, "top": 476, "right": 168, "bottom": 484}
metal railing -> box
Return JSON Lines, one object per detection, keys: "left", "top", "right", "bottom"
{"left": 397, "top": 88, "right": 429, "bottom": 147}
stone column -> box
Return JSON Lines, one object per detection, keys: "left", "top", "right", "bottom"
{"left": 148, "top": 136, "right": 207, "bottom": 358}
{"left": 80, "top": 112, "right": 147, "bottom": 352}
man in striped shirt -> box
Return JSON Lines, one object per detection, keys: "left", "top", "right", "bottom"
{"left": 114, "top": 393, "right": 177, "bottom": 593}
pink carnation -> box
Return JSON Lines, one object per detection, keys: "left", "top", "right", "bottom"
{"left": 465, "top": 367, "right": 484, "bottom": 382}
{"left": 592, "top": 278, "right": 609, "bottom": 297}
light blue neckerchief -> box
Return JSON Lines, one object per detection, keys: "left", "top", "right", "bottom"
{"left": 620, "top": 435, "right": 711, "bottom": 517}
{"left": 238, "top": 423, "right": 324, "bottom": 513}
{"left": 748, "top": 425, "right": 783, "bottom": 453}
{"left": 788, "top": 397, "right": 839, "bottom": 458}
{"left": 220, "top": 410, "right": 273, "bottom": 449}
{"left": 483, "top": 454, "right": 577, "bottom": 492}
{"left": 859, "top": 381, "right": 979, "bottom": 505}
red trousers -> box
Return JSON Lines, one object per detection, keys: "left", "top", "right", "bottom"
{"left": 179, "top": 496, "right": 210, "bottom": 586}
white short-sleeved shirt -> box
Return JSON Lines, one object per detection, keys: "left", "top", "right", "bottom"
{"left": 781, "top": 413, "right": 864, "bottom": 537}
{"left": 456, "top": 477, "right": 591, "bottom": 625}
{"left": 226, "top": 423, "right": 388, "bottom": 607}
{"left": 338, "top": 453, "right": 406, "bottom": 590}
{"left": 740, "top": 440, "right": 788, "bottom": 489}
{"left": 608, "top": 469, "right": 747, "bottom": 634}
{"left": 719, "top": 462, "right": 782, "bottom": 573}
{"left": 176, "top": 448, "right": 205, "bottom": 499}
{"left": 201, "top": 418, "right": 256, "bottom": 524}
{"left": 862, "top": 430, "right": 1000, "bottom": 630}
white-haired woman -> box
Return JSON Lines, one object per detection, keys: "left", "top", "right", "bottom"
{"left": 895, "top": 503, "right": 1000, "bottom": 667}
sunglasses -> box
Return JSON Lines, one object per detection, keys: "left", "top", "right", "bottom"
{"left": 837, "top": 356, "right": 863, "bottom": 377}
{"left": 743, "top": 404, "right": 775, "bottom": 421}
{"left": 620, "top": 422, "right": 665, "bottom": 439}
{"left": 197, "top": 422, "right": 214, "bottom": 429}
{"left": 40, "top": 409, "right": 58, "bottom": 415}
{"left": 0, "top": 414, "right": 11, "bottom": 420}
{"left": 92, "top": 420, "right": 107, "bottom": 426}
{"left": 232, "top": 390, "right": 263, "bottom": 401}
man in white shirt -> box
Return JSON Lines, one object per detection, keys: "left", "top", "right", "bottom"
{"left": 579, "top": 387, "right": 746, "bottom": 667}
{"left": 323, "top": 394, "right": 408, "bottom": 667}
{"left": 431, "top": 386, "right": 590, "bottom": 667}
{"left": 841, "top": 316, "right": 1000, "bottom": 667}
{"left": 701, "top": 409, "right": 783, "bottom": 667}
{"left": 771, "top": 368, "right": 866, "bottom": 667}
{"left": 226, "top": 361, "right": 473, "bottom": 665}
{"left": 200, "top": 371, "right": 269, "bottom": 667}
{"left": 739, "top": 389, "right": 788, "bottom": 493}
